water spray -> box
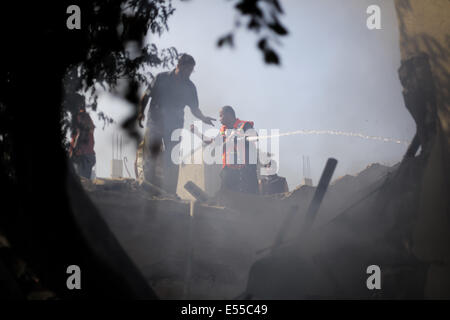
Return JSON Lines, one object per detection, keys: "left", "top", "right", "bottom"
{"left": 247, "top": 129, "right": 409, "bottom": 145}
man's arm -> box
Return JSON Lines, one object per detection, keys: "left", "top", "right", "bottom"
{"left": 190, "top": 107, "right": 216, "bottom": 126}
{"left": 137, "top": 90, "right": 151, "bottom": 128}
{"left": 138, "top": 74, "right": 160, "bottom": 128}
{"left": 68, "top": 129, "right": 80, "bottom": 158}
{"left": 187, "top": 83, "right": 216, "bottom": 126}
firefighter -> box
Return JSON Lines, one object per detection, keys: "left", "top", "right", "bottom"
{"left": 218, "top": 106, "right": 259, "bottom": 194}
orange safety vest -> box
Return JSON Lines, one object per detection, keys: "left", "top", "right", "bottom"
{"left": 220, "top": 119, "right": 254, "bottom": 168}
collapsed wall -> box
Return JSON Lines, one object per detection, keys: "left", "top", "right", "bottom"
{"left": 394, "top": 0, "right": 450, "bottom": 298}
{"left": 395, "top": 0, "right": 450, "bottom": 144}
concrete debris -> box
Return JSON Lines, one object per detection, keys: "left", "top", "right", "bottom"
{"left": 80, "top": 161, "right": 399, "bottom": 299}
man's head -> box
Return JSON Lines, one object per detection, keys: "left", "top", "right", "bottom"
{"left": 175, "top": 54, "right": 195, "bottom": 79}
{"left": 66, "top": 93, "right": 86, "bottom": 112}
{"left": 219, "top": 105, "right": 236, "bottom": 127}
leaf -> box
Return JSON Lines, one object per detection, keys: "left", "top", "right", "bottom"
{"left": 264, "top": 48, "right": 280, "bottom": 64}
{"left": 235, "top": 0, "right": 263, "bottom": 17}
{"left": 268, "top": 21, "right": 288, "bottom": 36}
{"left": 258, "top": 38, "right": 267, "bottom": 50}
{"left": 217, "top": 33, "right": 234, "bottom": 48}
{"left": 268, "top": 14, "right": 288, "bottom": 35}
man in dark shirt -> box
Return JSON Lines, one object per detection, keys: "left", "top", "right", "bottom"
{"left": 137, "top": 54, "right": 215, "bottom": 193}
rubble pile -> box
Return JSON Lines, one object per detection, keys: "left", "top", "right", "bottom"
{"left": 80, "top": 163, "right": 396, "bottom": 299}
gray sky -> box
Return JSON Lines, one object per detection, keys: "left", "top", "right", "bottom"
{"left": 91, "top": 0, "right": 415, "bottom": 190}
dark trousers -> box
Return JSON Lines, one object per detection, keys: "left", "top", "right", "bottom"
{"left": 72, "top": 153, "right": 96, "bottom": 179}
{"left": 143, "top": 125, "right": 181, "bottom": 194}
{"left": 220, "top": 165, "right": 259, "bottom": 195}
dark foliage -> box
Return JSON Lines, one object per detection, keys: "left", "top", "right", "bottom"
{"left": 218, "top": 0, "right": 288, "bottom": 64}
{"left": 0, "top": 0, "right": 177, "bottom": 299}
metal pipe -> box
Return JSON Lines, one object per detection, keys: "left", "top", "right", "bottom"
{"left": 301, "top": 157, "right": 337, "bottom": 232}
{"left": 184, "top": 181, "right": 209, "bottom": 202}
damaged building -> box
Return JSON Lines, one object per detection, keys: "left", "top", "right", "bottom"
{"left": 0, "top": 0, "right": 448, "bottom": 301}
